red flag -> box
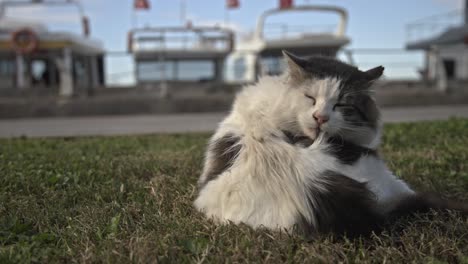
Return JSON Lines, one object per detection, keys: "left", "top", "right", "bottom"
{"left": 226, "top": 0, "right": 239, "bottom": 9}
{"left": 134, "top": 0, "right": 150, "bottom": 10}
{"left": 279, "top": 0, "right": 293, "bottom": 9}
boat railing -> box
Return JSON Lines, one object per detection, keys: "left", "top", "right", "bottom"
{"left": 405, "top": 9, "right": 462, "bottom": 44}
{"left": 128, "top": 26, "right": 235, "bottom": 54}
{"left": 263, "top": 23, "right": 337, "bottom": 40}
{"left": 254, "top": 5, "right": 348, "bottom": 41}
{"left": 0, "top": 0, "right": 91, "bottom": 37}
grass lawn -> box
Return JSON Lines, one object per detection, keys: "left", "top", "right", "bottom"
{"left": 1, "top": 118, "right": 468, "bottom": 263}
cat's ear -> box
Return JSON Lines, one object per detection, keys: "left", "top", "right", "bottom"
{"left": 364, "top": 66, "right": 384, "bottom": 82}
{"left": 282, "top": 50, "right": 307, "bottom": 83}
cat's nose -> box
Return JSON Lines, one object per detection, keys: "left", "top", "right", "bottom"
{"left": 313, "top": 113, "right": 329, "bottom": 125}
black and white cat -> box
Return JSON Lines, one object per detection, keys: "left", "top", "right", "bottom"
{"left": 194, "top": 51, "right": 467, "bottom": 237}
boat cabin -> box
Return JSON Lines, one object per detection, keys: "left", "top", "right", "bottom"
{"left": 0, "top": 0, "right": 105, "bottom": 97}
{"left": 128, "top": 25, "right": 235, "bottom": 96}
{"left": 406, "top": 0, "right": 468, "bottom": 91}
{"left": 224, "top": 5, "right": 350, "bottom": 83}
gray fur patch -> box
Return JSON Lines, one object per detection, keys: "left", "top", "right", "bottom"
{"left": 326, "top": 137, "right": 377, "bottom": 165}
{"left": 199, "top": 134, "right": 242, "bottom": 188}
{"left": 283, "top": 51, "right": 383, "bottom": 88}
{"left": 298, "top": 171, "right": 383, "bottom": 238}
{"left": 337, "top": 92, "right": 380, "bottom": 129}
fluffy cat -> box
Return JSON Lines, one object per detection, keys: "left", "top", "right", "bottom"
{"left": 194, "top": 51, "right": 467, "bottom": 237}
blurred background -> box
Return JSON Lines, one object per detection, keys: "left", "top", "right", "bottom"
{"left": 0, "top": 0, "right": 468, "bottom": 137}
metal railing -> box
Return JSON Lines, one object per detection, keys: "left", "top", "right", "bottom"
{"left": 263, "top": 23, "right": 338, "bottom": 40}
{"left": 0, "top": 48, "right": 427, "bottom": 91}
{"left": 103, "top": 48, "right": 425, "bottom": 86}
{"left": 254, "top": 5, "right": 348, "bottom": 40}
{"left": 127, "top": 26, "right": 235, "bottom": 53}
{"left": 406, "top": 9, "right": 462, "bottom": 43}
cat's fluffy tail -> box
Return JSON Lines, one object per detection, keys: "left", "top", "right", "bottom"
{"left": 389, "top": 193, "right": 468, "bottom": 219}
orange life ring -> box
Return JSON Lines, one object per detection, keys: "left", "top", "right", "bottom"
{"left": 11, "top": 28, "right": 39, "bottom": 54}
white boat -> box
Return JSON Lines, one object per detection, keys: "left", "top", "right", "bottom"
{"left": 128, "top": 25, "right": 235, "bottom": 96}
{"left": 0, "top": 0, "right": 105, "bottom": 97}
{"left": 225, "top": 5, "right": 350, "bottom": 83}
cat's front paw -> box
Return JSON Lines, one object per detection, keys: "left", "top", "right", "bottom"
{"left": 294, "top": 136, "right": 314, "bottom": 147}
{"left": 282, "top": 130, "right": 314, "bottom": 147}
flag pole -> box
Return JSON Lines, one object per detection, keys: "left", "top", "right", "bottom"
{"left": 180, "top": 0, "right": 186, "bottom": 24}
{"left": 225, "top": 6, "right": 230, "bottom": 25}
{"left": 132, "top": 2, "right": 137, "bottom": 29}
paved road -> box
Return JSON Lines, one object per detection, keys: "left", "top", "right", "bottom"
{"left": 1, "top": 105, "right": 467, "bottom": 138}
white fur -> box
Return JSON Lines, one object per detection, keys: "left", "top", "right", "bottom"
{"left": 339, "top": 156, "right": 414, "bottom": 214}
{"left": 194, "top": 75, "right": 414, "bottom": 231}
{"left": 195, "top": 136, "right": 336, "bottom": 229}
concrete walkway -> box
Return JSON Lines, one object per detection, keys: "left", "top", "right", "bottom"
{"left": 1, "top": 105, "right": 467, "bottom": 138}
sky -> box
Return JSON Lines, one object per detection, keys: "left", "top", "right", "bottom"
{"left": 1, "top": 0, "right": 466, "bottom": 83}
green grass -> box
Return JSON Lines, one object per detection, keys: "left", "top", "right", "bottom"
{"left": 1, "top": 119, "right": 468, "bottom": 263}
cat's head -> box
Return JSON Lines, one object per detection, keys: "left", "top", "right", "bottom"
{"left": 282, "top": 51, "right": 384, "bottom": 148}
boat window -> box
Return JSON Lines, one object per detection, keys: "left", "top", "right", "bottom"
{"left": 73, "top": 58, "right": 90, "bottom": 88}
{"left": 137, "top": 61, "right": 176, "bottom": 82}
{"left": 0, "top": 59, "right": 14, "bottom": 76}
{"left": 31, "top": 60, "right": 48, "bottom": 86}
{"left": 233, "top": 57, "right": 247, "bottom": 80}
{"left": 137, "top": 60, "right": 215, "bottom": 82}
{"left": 0, "top": 59, "right": 15, "bottom": 89}
{"left": 177, "top": 60, "right": 215, "bottom": 81}
{"left": 442, "top": 59, "right": 456, "bottom": 80}
{"left": 260, "top": 56, "right": 285, "bottom": 76}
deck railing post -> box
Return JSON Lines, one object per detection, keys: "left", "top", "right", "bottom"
{"left": 15, "top": 53, "right": 25, "bottom": 90}
{"left": 57, "top": 48, "right": 73, "bottom": 97}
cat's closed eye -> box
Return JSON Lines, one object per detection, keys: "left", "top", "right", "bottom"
{"left": 333, "top": 104, "right": 354, "bottom": 111}
{"left": 304, "top": 94, "right": 316, "bottom": 105}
